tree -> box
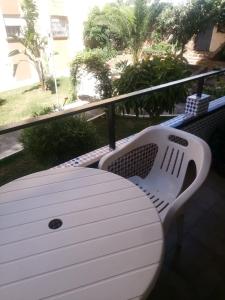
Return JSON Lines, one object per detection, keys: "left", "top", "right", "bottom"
{"left": 8, "top": 0, "right": 47, "bottom": 89}
{"left": 129, "top": 0, "right": 165, "bottom": 63}
{"left": 70, "top": 48, "right": 115, "bottom": 99}
{"left": 83, "top": 4, "right": 133, "bottom": 51}
{"left": 157, "top": 0, "right": 221, "bottom": 55}
{"left": 83, "top": 0, "right": 165, "bottom": 63}
{"left": 216, "top": 0, "right": 225, "bottom": 28}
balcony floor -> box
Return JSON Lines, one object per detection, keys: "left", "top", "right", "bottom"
{"left": 149, "top": 169, "right": 225, "bottom": 300}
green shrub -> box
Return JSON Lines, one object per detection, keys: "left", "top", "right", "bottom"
{"left": 142, "top": 42, "right": 176, "bottom": 58}
{"left": 32, "top": 106, "right": 54, "bottom": 117}
{"left": 74, "top": 48, "right": 116, "bottom": 65}
{"left": 204, "top": 78, "right": 225, "bottom": 99}
{"left": 70, "top": 48, "right": 116, "bottom": 99}
{"left": 83, "top": 4, "right": 132, "bottom": 50}
{"left": 20, "top": 114, "right": 100, "bottom": 166}
{"left": 114, "top": 55, "right": 190, "bottom": 117}
{"left": 45, "top": 77, "right": 60, "bottom": 94}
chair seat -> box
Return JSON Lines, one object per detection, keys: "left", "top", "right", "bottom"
{"left": 129, "top": 175, "right": 180, "bottom": 221}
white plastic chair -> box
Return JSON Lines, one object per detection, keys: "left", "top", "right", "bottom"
{"left": 99, "top": 125, "right": 211, "bottom": 234}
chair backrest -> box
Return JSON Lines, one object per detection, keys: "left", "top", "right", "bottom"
{"left": 100, "top": 126, "right": 211, "bottom": 182}
{"left": 143, "top": 126, "right": 210, "bottom": 197}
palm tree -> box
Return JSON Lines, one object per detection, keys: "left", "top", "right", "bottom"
{"left": 85, "top": 0, "right": 164, "bottom": 63}
{"left": 112, "top": 0, "right": 165, "bottom": 63}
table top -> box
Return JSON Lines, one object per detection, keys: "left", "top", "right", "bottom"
{"left": 0, "top": 167, "right": 164, "bottom": 300}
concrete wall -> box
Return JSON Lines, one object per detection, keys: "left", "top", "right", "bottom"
{"left": 0, "top": 0, "right": 113, "bottom": 91}
{"left": 7, "top": 42, "right": 33, "bottom": 81}
{"left": 0, "top": 0, "right": 20, "bottom": 15}
{"left": 209, "top": 26, "right": 225, "bottom": 53}
{"left": 0, "top": 10, "right": 13, "bottom": 92}
{"left": 0, "top": 0, "right": 38, "bottom": 91}
{"left": 52, "top": 39, "right": 71, "bottom": 76}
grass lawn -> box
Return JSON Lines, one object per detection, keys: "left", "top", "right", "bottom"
{"left": 0, "top": 77, "right": 71, "bottom": 126}
{"left": 0, "top": 151, "right": 46, "bottom": 187}
{"left": 0, "top": 115, "right": 172, "bottom": 186}
{"left": 92, "top": 115, "right": 171, "bottom": 145}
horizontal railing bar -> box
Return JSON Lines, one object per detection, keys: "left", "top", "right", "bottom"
{"left": 0, "top": 68, "right": 225, "bottom": 135}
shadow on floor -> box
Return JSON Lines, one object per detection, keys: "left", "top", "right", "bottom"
{"left": 149, "top": 170, "right": 225, "bottom": 300}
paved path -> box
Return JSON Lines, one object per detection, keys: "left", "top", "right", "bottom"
{"left": 0, "top": 131, "right": 23, "bottom": 160}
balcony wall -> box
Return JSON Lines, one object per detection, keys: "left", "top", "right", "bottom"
{"left": 0, "top": 0, "right": 20, "bottom": 15}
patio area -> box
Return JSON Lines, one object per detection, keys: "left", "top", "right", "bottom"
{"left": 150, "top": 169, "right": 225, "bottom": 300}
{"left": 1, "top": 69, "right": 225, "bottom": 300}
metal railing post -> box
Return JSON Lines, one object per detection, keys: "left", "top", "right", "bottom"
{"left": 196, "top": 77, "right": 205, "bottom": 97}
{"left": 107, "top": 104, "right": 116, "bottom": 150}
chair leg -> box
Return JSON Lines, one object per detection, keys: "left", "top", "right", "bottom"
{"left": 176, "top": 214, "right": 184, "bottom": 251}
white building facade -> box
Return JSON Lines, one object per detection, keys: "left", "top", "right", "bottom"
{"left": 0, "top": 0, "right": 111, "bottom": 92}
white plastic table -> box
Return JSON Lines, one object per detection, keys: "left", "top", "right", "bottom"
{"left": 0, "top": 167, "right": 164, "bottom": 300}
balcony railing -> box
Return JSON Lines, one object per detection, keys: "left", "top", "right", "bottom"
{"left": 1, "top": 69, "right": 225, "bottom": 150}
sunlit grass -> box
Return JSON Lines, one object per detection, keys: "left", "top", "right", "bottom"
{"left": 0, "top": 77, "right": 71, "bottom": 126}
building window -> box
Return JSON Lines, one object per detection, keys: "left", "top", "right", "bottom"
{"left": 6, "top": 25, "right": 21, "bottom": 38}
{"left": 50, "top": 16, "right": 69, "bottom": 39}
{"left": 4, "top": 16, "right": 24, "bottom": 41}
